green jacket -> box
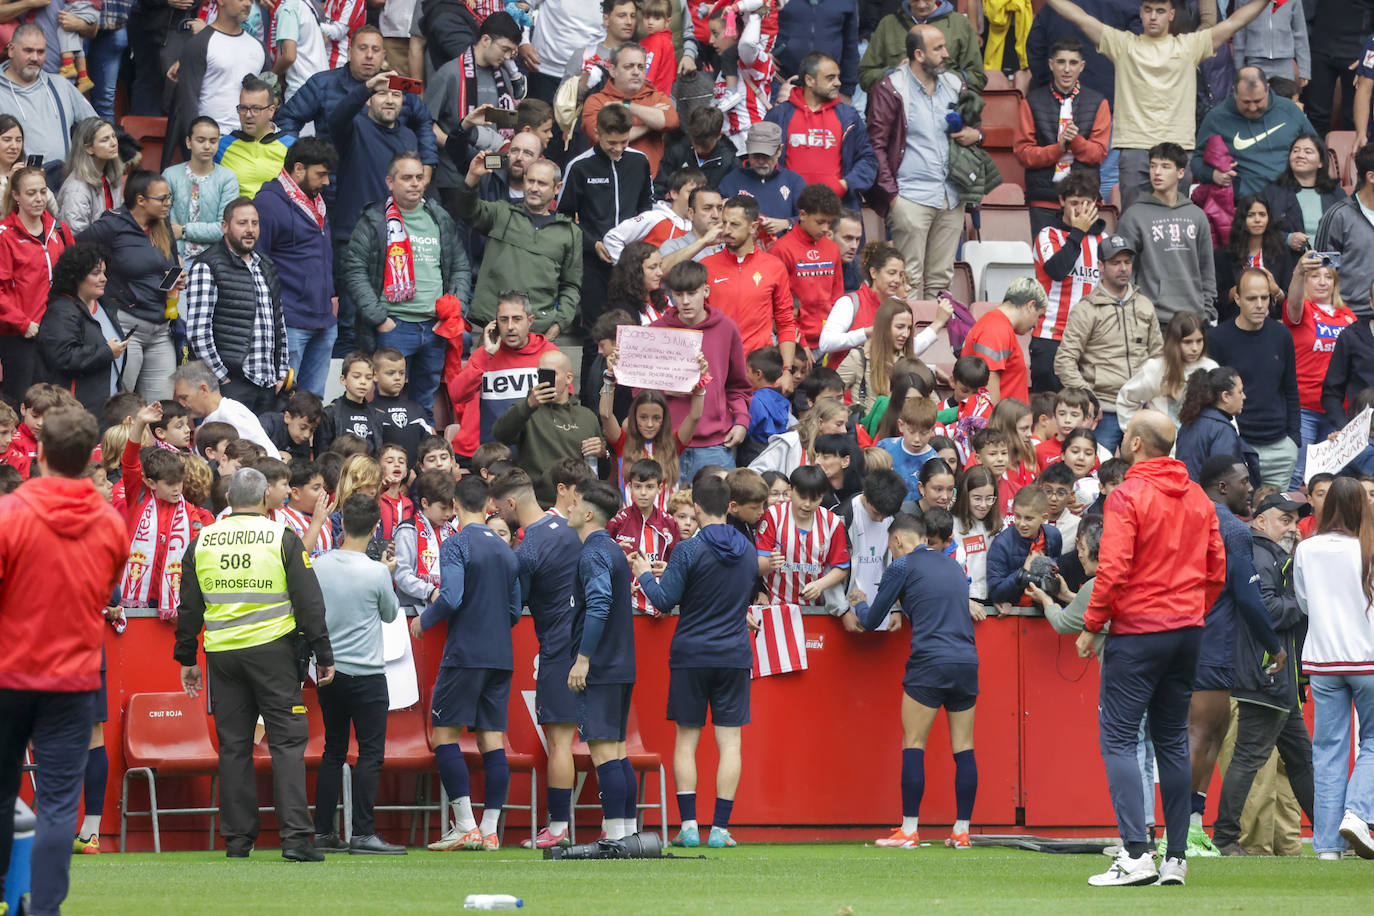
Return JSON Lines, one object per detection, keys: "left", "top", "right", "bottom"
{"left": 452, "top": 180, "right": 583, "bottom": 335}
{"left": 858, "top": 4, "right": 986, "bottom": 93}
{"left": 341, "top": 196, "right": 471, "bottom": 352}
{"left": 491, "top": 396, "right": 604, "bottom": 508}
{"left": 948, "top": 87, "right": 1002, "bottom": 207}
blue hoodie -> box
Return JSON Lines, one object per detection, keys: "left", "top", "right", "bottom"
{"left": 639, "top": 523, "right": 756, "bottom": 669}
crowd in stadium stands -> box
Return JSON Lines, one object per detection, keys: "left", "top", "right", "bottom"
{"left": 4, "top": 0, "right": 1374, "bottom": 902}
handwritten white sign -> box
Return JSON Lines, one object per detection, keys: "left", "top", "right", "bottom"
{"left": 614, "top": 325, "right": 704, "bottom": 394}
{"left": 1305, "top": 406, "right": 1373, "bottom": 483}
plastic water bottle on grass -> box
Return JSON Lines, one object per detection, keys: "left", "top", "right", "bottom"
{"left": 464, "top": 894, "right": 524, "bottom": 909}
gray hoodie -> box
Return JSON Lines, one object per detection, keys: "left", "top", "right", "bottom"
{"left": 0, "top": 65, "right": 95, "bottom": 164}
{"left": 1117, "top": 193, "right": 1217, "bottom": 326}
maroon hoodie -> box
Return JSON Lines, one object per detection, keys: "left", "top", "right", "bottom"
{"left": 650, "top": 305, "right": 752, "bottom": 448}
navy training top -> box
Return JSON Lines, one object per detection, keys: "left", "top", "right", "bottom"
{"left": 420, "top": 523, "right": 521, "bottom": 670}
{"left": 572, "top": 529, "right": 636, "bottom": 684}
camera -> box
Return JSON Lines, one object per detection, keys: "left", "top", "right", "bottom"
{"left": 546, "top": 833, "right": 664, "bottom": 860}
{"left": 1314, "top": 251, "right": 1341, "bottom": 270}
{"left": 1026, "top": 556, "right": 1060, "bottom": 594}
{"left": 484, "top": 153, "right": 507, "bottom": 171}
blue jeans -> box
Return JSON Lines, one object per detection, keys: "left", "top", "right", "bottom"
{"left": 0, "top": 689, "right": 96, "bottom": 916}
{"left": 1291, "top": 408, "right": 1335, "bottom": 490}
{"left": 1096, "top": 410, "right": 1123, "bottom": 456}
{"left": 1310, "top": 673, "right": 1374, "bottom": 854}
{"left": 86, "top": 27, "right": 127, "bottom": 120}
{"left": 1137, "top": 715, "right": 1156, "bottom": 828}
{"left": 375, "top": 317, "right": 446, "bottom": 422}
{"left": 286, "top": 324, "right": 338, "bottom": 398}
{"left": 679, "top": 444, "right": 736, "bottom": 484}
{"left": 1100, "top": 147, "right": 1120, "bottom": 202}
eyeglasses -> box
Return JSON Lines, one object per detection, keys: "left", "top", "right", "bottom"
{"left": 144, "top": 194, "right": 173, "bottom": 204}
{"left": 236, "top": 104, "right": 274, "bottom": 114}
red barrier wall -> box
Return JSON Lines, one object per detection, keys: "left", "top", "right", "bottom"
{"left": 87, "top": 613, "right": 1208, "bottom": 849}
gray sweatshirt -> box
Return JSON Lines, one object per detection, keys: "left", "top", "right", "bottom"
{"left": 0, "top": 65, "right": 95, "bottom": 164}
{"left": 313, "top": 549, "right": 400, "bottom": 676}
{"left": 1117, "top": 193, "right": 1217, "bottom": 326}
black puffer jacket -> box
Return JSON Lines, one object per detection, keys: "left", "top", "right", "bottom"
{"left": 37, "top": 293, "right": 124, "bottom": 413}
{"left": 1234, "top": 532, "right": 1305, "bottom": 711}
{"left": 419, "top": 0, "right": 478, "bottom": 73}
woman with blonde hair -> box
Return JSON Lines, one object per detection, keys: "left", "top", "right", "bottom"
{"left": 837, "top": 298, "right": 915, "bottom": 413}
{"left": 748, "top": 399, "right": 849, "bottom": 476}
{"left": 57, "top": 117, "right": 126, "bottom": 233}
{"left": 328, "top": 454, "right": 382, "bottom": 543}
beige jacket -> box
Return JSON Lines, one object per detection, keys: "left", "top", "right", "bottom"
{"left": 1053, "top": 283, "right": 1163, "bottom": 411}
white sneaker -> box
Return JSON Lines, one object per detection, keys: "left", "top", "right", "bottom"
{"left": 1339, "top": 811, "right": 1374, "bottom": 860}
{"left": 1088, "top": 851, "right": 1158, "bottom": 887}
{"left": 1157, "top": 856, "right": 1187, "bottom": 886}
{"left": 1317, "top": 852, "right": 1342, "bottom": 861}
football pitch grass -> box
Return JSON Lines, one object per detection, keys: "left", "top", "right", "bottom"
{"left": 62, "top": 842, "right": 1369, "bottom": 914}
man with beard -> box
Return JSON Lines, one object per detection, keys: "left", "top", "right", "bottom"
{"left": 185, "top": 198, "right": 291, "bottom": 414}
{"left": 0, "top": 25, "right": 94, "bottom": 164}
{"left": 254, "top": 138, "right": 339, "bottom": 397}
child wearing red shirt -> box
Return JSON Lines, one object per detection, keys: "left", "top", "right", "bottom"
{"left": 14, "top": 383, "right": 73, "bottom": 475}
{"left": 0, "top": 400, "right": 30, "bottom": 479}
{"left": 378, "top": 443, "right": 415, "bottom": 538}
{"left": 640, "top": 0, "right": 677, "bottom": 94}
{"left": 120, "top": 403, "right": 195, "bottom": 622}
{"left": 771, "top": 186, "right": 846, "bottom": 350}
{"left": 607, "top": 458, "right": 681, "bottom": 616}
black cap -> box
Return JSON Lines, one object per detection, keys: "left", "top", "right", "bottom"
{"left": 1097, "top": 234, "right": 1135, "bottom": 261}
{"left": 1254, "top": 493, "right": 1313, "bottom": 519}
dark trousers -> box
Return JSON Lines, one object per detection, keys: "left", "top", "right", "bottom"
{"left": 1303, "top": 51, "right": 1357, "bottom": 135}
{"left": 220, "top": 376, "right": 279, "bottom": 415}
{"left": 314, "top": 672, "right": 389, "bottom": 838}
{"left": 1213, "top": 702, "right": 1315, "bottom": 849}
{"left": 1028, "top": 336, "right": 1062, "bottom": 394}
{"left": 0, "top": 689, "right": 94, "bottom": 916}
{"left": 206, "top": 637, "right": 311, "bottom": 851}
{"left": 578, "top": 253, "right": 612, "bottom": 408}
{"left": 332, "top": 238, "right": 358, "bottom": 358}
{"left": 1099, "top": 627, "right": 1201, "bottom": 856}
{"left": 0, "top": 334, "right": 43, "bottom": 406}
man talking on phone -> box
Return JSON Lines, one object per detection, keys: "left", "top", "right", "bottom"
{"left": 491, "top": 349, "right": 603, "bottom": 509}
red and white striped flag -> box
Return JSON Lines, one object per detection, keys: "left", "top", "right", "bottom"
{"left": 750, "top": 603, "right": 808, "bottom": 678}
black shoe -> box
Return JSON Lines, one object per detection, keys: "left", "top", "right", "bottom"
{"left": 225, "top": 846, "right": 252, "bottom": 859}
{"left": 282, "top": 843, "right": 325, "bottom": 862}
{"left": 314, "top": 833, "right": 350, "bottom": 853}
{"left": 349, "top": 833, "right": 407, "bottom": 855}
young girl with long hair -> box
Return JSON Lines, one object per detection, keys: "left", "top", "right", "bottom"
{"left": 871, "top": 358, "right": 936, "bottom": 441}
{"left": 599, "top": 384, "right": 704, "bottom": 512}
{"left": 988, "top": 398, "right": 1036, "bottom": 516}
{"left": 1116, "top": 311, "right": 1219, "bottom": 427}
{"left": 953, "top": 463, "right": 1003, "bottom": 617}
{"left": 1059, "top": 427, "right": 1101, "bottom": 507}
{"left": 837, "top": 297, "right": 915, "bottom": 412}
{"left": 749, "top": 398, "right": 849, "bottom": 476}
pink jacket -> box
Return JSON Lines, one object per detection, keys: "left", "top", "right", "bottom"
{"left": 1190, "top": 134, "right": 1237, "bottom": 244}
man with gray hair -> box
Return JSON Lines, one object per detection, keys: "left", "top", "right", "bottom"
{"left": 0, "top": 24, "right": 96, "bottom": 163}
{"left": 454, "top": 149, "right": 581, "bottom": 337}
{"left": 1191, "top": 65, "right": 1314, "bottom": 200}
{"left": 961, "top": 277, "right": 1049, "bottom": 406}
{"left": 175, "top": 467, "right": 335, "bottom": 861}
{"left": 171, "top": 360, "right": 282, "bottom": 458}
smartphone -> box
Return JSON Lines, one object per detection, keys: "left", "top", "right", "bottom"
{"left": 484, "top": 153, "right": 508, "bottom": 171}
{"left": 25, "top": 154, "right": 42, "bottom": 168}
{"left": 121, "top": 325, "right": 137, "bottom": 341}
{"left": 157, "top": 266, "right": 183, "bottom": 293}
{"left": 484, "top": 107, "right": 519, "bottom": 130}
{"left": 537, "top": 367, "right": 556, "bottom": 389}
{"left": 387, "top": 74, "right": 423, "bottom": 94}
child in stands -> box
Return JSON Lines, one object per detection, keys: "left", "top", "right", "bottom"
{"left": 755, "top": 465, "right": 850, "bottom": 606}
{"left": 668, "top": 488, "right": 698, "bottom": 539}
{"left": 120, "top": 402, "right": 194, "bottom": 622}
{"left": 989, "top": 398, "right": 1037, "bottom": 518}
{"left": 280, "top": 459, "right": 333, "bottom": 554}
{"left": 378, "top": 443, "right": 414, "bottom": 537}
{"left": 194, "top": 421, "right": 239, "bottom": 473}
{"left": 1058, "top": 427, "right": 1101, "bottom": 508}
{"left": 261, "top": 389, "right": 324, "bottom": 464}
{"left": 321, "top": 353, "right": 385, "bottom": 454}
{"left": 471, "top": 442, "right": 513, "bottom": 482}
{"left": 16, "top": 384, "right": 75, "bottom": 470}
{"left": 151, "top": 400, "right": 192, "bottom": 452}
{"left": 0, "top": 400, "right": 29, "bottom": 478}
{"left": 608, "top": 458, "right": 681, "bottom": 616}
{"left": 372, "top": 347, "right": 435, "bottom": 464}
{"left": 547, "top": 456, "right": 595, "bottom": 519}
{"left": 1038, "top": 462, "right": 1080, "bottom": 545}
{"left": 878, "top": 397, "right": 938, "bottom": 504}
{"left": 600, "top": 365, "right": 706, "bottom": 512}
{"left": 742, "top": 345, "right": 791, "bottom": 467}
{"left": 813, "top": 432, "right": 863, "bottom": 514}
{"left": 953, "top": 464, "right": 1003, "bottom": 620}
{"left": 838, "top": 468, "right": 907, "bottom": 632}
{"left": 762, "top": 469, "right": 790, "bottom": 506}
{"left": 726, "top": 467, "right": 770, "bottom": 605}
{"left": 393, "top": 469, "right": 457, "bottom": 607}
{"left": 1035, "top": 387, "right": 1093, "bottom": 469}
{"left": 986, "top": 485, "right": 1063, "bottom": 612}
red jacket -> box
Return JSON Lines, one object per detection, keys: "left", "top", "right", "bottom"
{"left": 446, "top": 331, "right": 560, "bottom": 458}
{"left": 0, "top": 476, "right": 127, "bottom": 691}
{"left": 13, "top": 422, "right": 36, "bottom": 470}
{"left": 1084, "top": 457, "right": 1226, "bottom": 635}
{"left": 649, "top": 304, "right": 752, "bottom": 448}
{"left": 700, "top": 246, "right": 796, "bottom": 355}
{"left": 0, "top": 438, "right": 31, "bottom": 479}
{"left": 0, "top": 211, "right": 71, "bottom": 335}
{"left": 771, "top": 225, "right": 845, "bottom": 349}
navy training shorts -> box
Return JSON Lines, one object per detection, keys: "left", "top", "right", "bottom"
{"left": 903, "top": 662, "right": 979, "bottom": 713}
{"left": 666, "top": 666, "right": 750, "bottom": 728}
{"left": 430, "top": 666, "right": 512, "bottom": 731}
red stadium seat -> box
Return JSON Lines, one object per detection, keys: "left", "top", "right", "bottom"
{"left": 120, "top": 115, "right": 169, "bottom": 171}
{"left": 861, "top": 206, "right": 886, "bottom": 244}
{"left": 1098, "top": 204, "right": 1119, "bottom": 234}
{"left": 372, "top": 702, "right": 445, "bottom": 846}
{"left": 984, "top": 183, "right": 1025, "bottom": 206}
{"left": 1327, "top": 131, "right": 1355, "bottom": 183}
{"left": 949, "top": 261, "right": 975, "bottom": 305}
{"left": 569, "top": 703, "right": 667, "bottom": 843}
{"left": 421, "top": 720, "right": 538, "bottom": 845}
{"left": 984, "top": 70, "right": 1014, "bottom": 92}
{"left": 988, "top": 149, "right": 1025, "bottom": 189}
{"left": 120, "top": 692, "right": 220, "bottom": 853}
{"left": 980, "top": 90, "right": 1024, "bottom": 150}
{"left": 978, "top": 205, "right": 1033, "bottom": 244}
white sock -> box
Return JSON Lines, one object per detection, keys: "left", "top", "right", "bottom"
{"left": 480, "top": 807, "right": 501, "bottom": 836}
{"left": 451, "top": 797, "right": 476, "bottom": 832}
{"left": 605, "top": 819, "right": 626, "bottom": 840}
{"left": 1189, "top": 811, "right": 1202, "bottom": 827}
{"left": 618, "top": 817, "right": 636, "bottom": 836}
{"left": 901, "top": 816, "right": 919, "bottom": 834}
{"left": 680, "top": 819, "right": 698, "bottom": 834}
{"left": 548, "top": 820, "right": 568, "bottom": 835}
{"left": 80, "top": 814, "right": 100, "bottom": 839}
{"left": 953, "top": 819, "right": 969, "bottom": 835}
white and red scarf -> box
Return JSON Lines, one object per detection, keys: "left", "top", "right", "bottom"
{"left": 278, "top": 169, "right": 327, "bottom": 230}
{"left": 415, "top": 513, "right": 442, "bottom": 582}
{"left": 120, "top": 494, "right": 192, "bottom": 621}
{"left": 276, "top": 505, "right": 334, "bottom": 555}
{"left": 383, "top": 196, "right": 416, "bottom": 303}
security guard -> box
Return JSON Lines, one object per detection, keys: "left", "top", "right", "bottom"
{"left": 174, "top": 468, "right": 335, "bottom": 862}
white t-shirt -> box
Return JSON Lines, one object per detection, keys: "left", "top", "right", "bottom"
{"left": 953, "top": 517, "right": 993, "bottom": 602}
{"left": 200, "top": 29, "right": 269, "bottom": 133}
{"left": 379, "top": 0, "right": 417, "bottom": 39}
{"left": 272, "top": 0, "right": 328, "bottom": 102}
{"left": 845, "top": 493, "right": 892, "bottom": 610}
{"left": 205, "top": 396, "right": 282, "bottom": 459}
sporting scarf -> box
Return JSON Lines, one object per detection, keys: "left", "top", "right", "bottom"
{"left": 120, "top": 493, "right": 192, "bottom": 621}
{"left": 415, "top": 513, "right": 442, "bottom": 581}
{"left": 380, "top": 490, "right": 414, "bottom": 538}
{"left": 277, "top": 169, "right": 327, "bottom": 230}
{"left": 455, "top": 45, "right": 519, "bottom": 131}
{"left": 382, "top": 196, "right": 416, "bottom": 303}
{"left": 1050, "top": 83, "right": 1079, "bottom": 182}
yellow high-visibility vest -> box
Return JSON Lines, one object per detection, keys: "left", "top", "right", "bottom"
{"left": 195, "top": 514, "right": 295, "bottom": 653}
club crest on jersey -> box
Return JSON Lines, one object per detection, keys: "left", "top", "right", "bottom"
{"left": 752, "top": 271, "right": 763, "bottom": 286}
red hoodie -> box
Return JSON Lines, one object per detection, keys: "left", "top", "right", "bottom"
{"left": 446, "top": 331, "right": 560, "bottom": 458}
{"left": 13, "top": 422, "right": 37, "bottom": 471}
{"left": 650, "top": 304, "right": 752, "bottom": 448}
{"left": 0, "top": 211, "right": 71, "bottom": 335}
{"left": 774, "top": 85, "right": 845, "bottom": 196}
{"left": 1084, "top": 456, "right": 1225, "bottom": 635}
{"left": 771, "top": 223, "right": 844, "bottom": 349}
{"left": 0, "top": 476, "right": 127, "bottom": 691}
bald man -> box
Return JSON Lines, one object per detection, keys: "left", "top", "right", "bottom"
{"left": 491, "top": 349, "right": 605, "bottom": 507}
{"left": 1075, "top": 410, "right": 1227, "bottom": 888}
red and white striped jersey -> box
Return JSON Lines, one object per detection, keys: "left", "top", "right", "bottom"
{"left": 608, "top": 504, "right": 680, "bottom": 615}
{"left": 755, "top": 503, "right": 849, "bottom": 605}
{"left": 750, "top": 603, "right": 807, "bottom": 678}
{"left": 712, "top": 17, "right": 775, "bottom": 147}
{"left": 320, "top": 0, "right": 367, "bottom": 69}
{"left": 1033, "top": 225, "right": 1103, "bottom": 341}
{"left": 275, "top": 506, "right": 334, "bottom": 556}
